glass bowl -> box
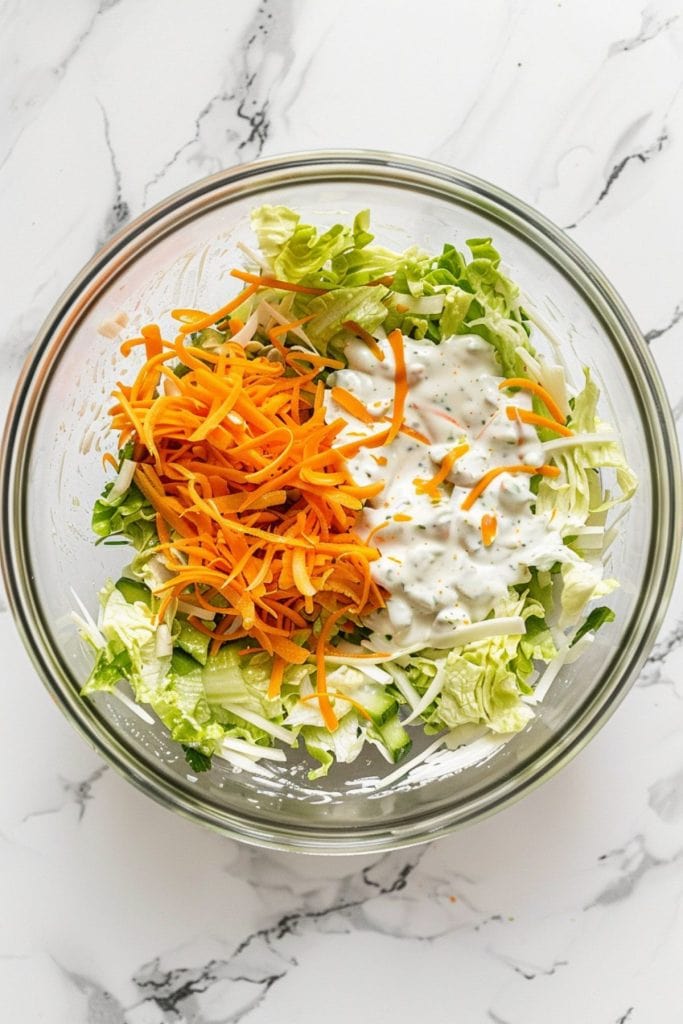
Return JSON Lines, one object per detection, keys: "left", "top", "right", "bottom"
{"left": 2, "top": 151, "right": 680, "bottom": 854}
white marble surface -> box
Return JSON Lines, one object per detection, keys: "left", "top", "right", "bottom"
{"left": 1, "top": 1, "right": 683, "bottom": 1020}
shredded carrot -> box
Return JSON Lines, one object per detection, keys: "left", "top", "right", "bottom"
{"left": 230, "top": 268, "right": 328, "bottom": 296}
{"left": 393, "top": 513, "right": 412, "bottom": 522}
{"left": 481, "top": 513, "right": 498, "bottom": 547}
{"left": 300, "top": 690, "right": 372, "bottom": 721}
{"left": 395, "top": 303, "right": 409, "bottom": 314}
{"left": 268, "top": 314, "right": 316, "bottom": 356}
{"left": 461, "top": 463, "right": 561, "bottom": 511}
{"left": 336, "top": 426, "right": 391, "bottom": 457}
{"left": 385, "top": 329, "right": 407, "bottom": 445}
{"left": 499, "top": 378, "right": 566, "bottom": 425}
{"left": 414, "top": 443, "right": 469, "bottom": 499}
{"left": 505, "top": 406, "right": 573, "bottom": 437}
{"left": 229, "top": 317, "right": 245, "bottom": 334}
{"left": 102, "top": 452, "right": 119, "bottom": 471}
{"left": 108, "top": 331, "right": 387, "bottom": 701}
{"left": 371, "top": 455, "right": 388, "bottom": 467}
{"left": 331, "top": 386, "right": 376, "bottom": 425}
{"left": 365, "top": 520, "right": 390, "bottom": 546}
{"left": 315, "top": 609, "right": 347, "bottom": 731}
{"left": 177, "top": 285, "right": 259, "bottom": 335}
{"left": 327, "top": 648, "right": 390, "bottom": 659}
{"left": 342, "top": 320, "right": 385, "bottom": 361}
{"left": 141, "top": 324, "right": 163, "bottom": 360}
{"left": 267, "top": 656, "right": 285, "bottom": 699}
{"left": 398, "top": 423, "right": 431, "bottom": 445}
{"left": 120, "top": 335, "right": 149, "bottom": 357}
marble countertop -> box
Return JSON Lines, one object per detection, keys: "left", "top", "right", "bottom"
{"left": 2, "top": 1, "right": 683, "bottom": 1021}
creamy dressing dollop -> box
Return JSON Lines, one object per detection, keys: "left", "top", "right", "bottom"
{"left": 323, "top": 334, "right": 570, "bottom": 649}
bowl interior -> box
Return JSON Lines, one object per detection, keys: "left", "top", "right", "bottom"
{"left": 5, "top": 157, "right": 678, "bottom": 851}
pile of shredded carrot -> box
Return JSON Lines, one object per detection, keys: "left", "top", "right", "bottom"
{"left": 108, "top": 305, "right": 401, "bottom": 729}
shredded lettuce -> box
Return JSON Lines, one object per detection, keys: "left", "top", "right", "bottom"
{"left": 305, "top": 285, "right": 388, "bottom": 352}
{"left": 570, "top": 605, "right": 616, "bottom": 646}
{"left": 246, "top": 206, "right": 534, "bottom": 374}
{"left": 79, "top": 584, "right": 296, "bottom": 758}
{"left": 92, "top": 480, "right": 157, "bottom": 550}
{"left": 411, "top": 591, "right": 555, "bottom": 735}
{"left": 302, "top": 713, "right": 365, "bottom": 780}
{"left": 536, "top": 368, "right": 637, "bottom": 530}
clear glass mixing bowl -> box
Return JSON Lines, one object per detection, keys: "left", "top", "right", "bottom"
{"left": 2, "top": 151, "right": 680, "bottom": 853}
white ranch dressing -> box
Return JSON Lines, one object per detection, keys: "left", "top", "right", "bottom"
{"left": 323, "top": 334, "right": 570, "bottom": 649}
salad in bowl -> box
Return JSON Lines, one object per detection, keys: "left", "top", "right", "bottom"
{"left": 74, "top": 204, "right": 637, "bottom": 786}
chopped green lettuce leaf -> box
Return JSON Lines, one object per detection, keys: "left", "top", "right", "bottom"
{"left": 305, "top": 285, "right": 389, "bottom": 352}
{"left": 182, "top": 745, "right": 213, "bottom": 772}
{"left": 92, "top": 481, "right": 157, "bottom": 551}
{"left": 560, "top": 560, "right": 618, "bottom": 629}
{"left": 436, "top": 643, "right": 534, "bottom": 734}
{"left": 175, "top": 618, "right": 212, "bottom": 666}
{"left": 251, "top": 205, "right": 358, "bottom": 284}
{"left": 570, "top": 605, "right": 616, "bottom": 646}
{"left": 302, "top": 712, "right": 365, "bottom": 780}
{"left": 536, "top": 369, "right": 637, "bottom": 530}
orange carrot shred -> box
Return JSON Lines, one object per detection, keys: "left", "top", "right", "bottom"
{"left": 342, "top": 320, "right": 385, "bottom": 361}
{"left": 398, "top": 423, "right": 431, "bottom": 445}
{"left": 177, "top": 284, "right": 259, "bottom": 335}
{"left": 385, "top": 329, "right": 407, "bottom": 446}
{"left": 315, "top": 608, "right": 347, "bottom": 732}
{"left": 414, "top": 443, "right": 469, "bottom": 499}
{"left": 499, "top": 379, "right": 566, "bottom": 425}
{"left": 481, "top": 513, "right": 498, "bottom": 547}
{"left": 268, "top": 656, "right": 286, "bottom": 699}
{"left": 331, "top": 386, "right": 375, "bottom": 424}
{"left": 300, "top": 690, "right": 372, "bottom": 721}
{"left": 462, "top": 463, "right": 561, "bottom": 511}
{"left": 505, "top": 405, "right": 573, "bottom": 437}
{"left": 230, "top": 268, "right": 328, "bottom": 296}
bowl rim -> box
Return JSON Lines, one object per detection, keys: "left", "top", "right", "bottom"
{"left": 2, "top": 148, "right": 681, "bottom": 854}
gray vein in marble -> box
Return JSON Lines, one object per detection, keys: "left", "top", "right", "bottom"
{"left": 0, "top": 0, "right": 123, "bottom": 174}
{"left": 122, "top": 850, "right": 429, "bottom": 1022}
{"left": 488, "top": 1012, "right": 513, "bottom": 1024}
{"left": 142, "top": 0, "right": 292, "bottom": 206}
{"left": 637, "top": 617, "right": 683, "bottom": 688}
{"left": 21, "top": 765, "right": 108, "bottom": 824}
{"left": 495, "top": 952, "right": 569, "bottom": 981}
{"left": 54, "top": 0, "right": 124, "bottom": 83}
{"left": 648, "top": 769, "right": 683, "bottom": 822}
{"left": 644, "top": 300, "right": 683, "bottom": 343}
{"left": 608, "top": 9, "right": 678, "bottom": 55}
{"left": 61, "top": 968, "right": 126, "bottom": 1024}
{"left": 590, "top": 835, "right": 678, "bottom": 907}
{"left": 97, "top": 100, "right": 130, "bottom": 245}
{"left": 565, "top": 128, "right": 669, "bottom": 230}
{"left": 473, "top": 912, "right": 506, "bottom": 932}
{"left": 430, "top": 8, "right": 516, "bottom": 163}
{"left": 615, "top": 1010, "right": 634, "bottom": 1024}
{"left": 133, "top": 959, "right": 284, "bottom": 1024}
{"left": 61, "top": 763, "right": 108, "bottom": 821}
